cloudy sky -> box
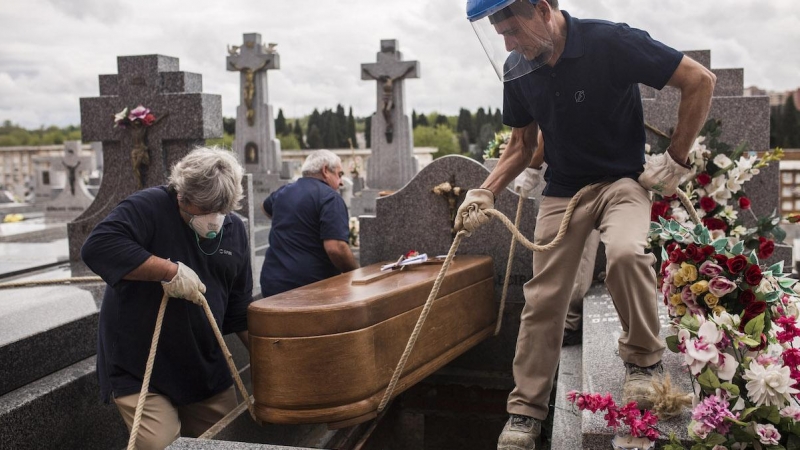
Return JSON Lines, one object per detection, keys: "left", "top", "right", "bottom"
{"left": 1, "top": 0, "right": 798, "bottom": 128}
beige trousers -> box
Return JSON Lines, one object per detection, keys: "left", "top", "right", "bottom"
{"left": 114, "top": 386, "right": 237, "bottom": 450}
{"left": 507, "top": 178, "right": 663, "bottom": 420}
{"left": 564, "top": 229, "right": 600, "bottom": 331}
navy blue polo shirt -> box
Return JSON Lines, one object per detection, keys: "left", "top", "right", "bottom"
{"left": 260, "top": 177, "right": 350, "bottom": 297}
{"left": 81, "top": 186, "right": 253, "bottom": 406}
{"left": 503, "top": 10, "right": 683, "bottom": 197}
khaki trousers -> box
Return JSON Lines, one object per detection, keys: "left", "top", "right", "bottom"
{"left": 114, "top": 386, "right": 237, "bottom": 450}
{"left": 564, "top": 229, "right": 600, "bottom": 331}
{"left": 507, "top": 178, "right": 664, "bottom": 420}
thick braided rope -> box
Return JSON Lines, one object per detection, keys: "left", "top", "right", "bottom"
{"left": 675, "top": 188, "right": 701, "bottom": 224}
{"left": 127, "top": 291, "right": 258, "bottom": 449}
{"left": 0, "top": 276, "right": 103, "bottom": 290}
{"left": 378, "top": 183, "right": 597, "bottom": 411}
{"left": 197, "top": 292, "right": 259, "bottom": 424}
{"left": 495, "top": 192, "right": 526, "bottom": 336}
{"left": 127, "top": 292, "right": 169, "bottom": 450}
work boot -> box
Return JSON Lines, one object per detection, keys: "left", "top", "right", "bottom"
{"left": 497, "top": 414, "right": 540, "bottom": 450}
{"left": 561, "top": 327, "right": 582, "bottom": 347}
{"left": 621, "top": 361, "right": 663, "bottom": 410}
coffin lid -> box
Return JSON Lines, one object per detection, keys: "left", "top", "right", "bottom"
{"left": 248, "top": 255, "right": 494, "bottom": 338}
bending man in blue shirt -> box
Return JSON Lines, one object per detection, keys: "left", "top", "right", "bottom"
{"left": 460, "top": 1, "right": 716, "bottom": 448}
{"left": 82, "top": 147, "right": 253, "bottom": 449}
{"left": 260, "top": 149, "right": 358, "bottom": 298}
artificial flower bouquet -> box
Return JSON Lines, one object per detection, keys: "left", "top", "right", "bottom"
{"left": 648, "top": 119, "right": 785, "bottom": 261}
{"left": 655, "top": 217, "right": 800, "bottom": 449}
{"left": 113, "top": 105, "right": 157, "bottom": 128}
{"left": 484, "top": 131, "right": 510, "bottom": 160}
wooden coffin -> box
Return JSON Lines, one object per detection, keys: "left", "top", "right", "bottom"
{"left": 248, "top": 255, "right": 496, "bottom": 427}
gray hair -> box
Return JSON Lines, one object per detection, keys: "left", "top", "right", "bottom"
{"left": 168, "top": 146, "right": 244, "bottom": 214}
{"left": 301, "top": 150, "right": 341, "bottom": 176}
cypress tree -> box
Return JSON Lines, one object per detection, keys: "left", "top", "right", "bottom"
{"left": 475, "top": 107, "right": 487, "bottom": 138}
{"left": 275, "top": 108, "right": 287, "bottom": 135}
{"left": 365, "top": 116, "right": 372, "bottom": 148}
{"left": 781, "top": 95, "right": 800, "bottom": 148}
{"left": 412, "top": 110, "right": 418, "bottom": 128}
{"left": 435, "top": 114, "right": 450, "bottom": 128}
{"left": 417, "top": 113, "right": 429, "bottom": 127}
{"left": 293, "top": 120, "right": 305, "bottom": 149}
{"left": 456, "top": 108, "right": 474, "bottom": 143}
{"left": 336, "top": 104, "right": 348, "bottom": 147}
{"left": 307, "top": 124, "right": 323, "bottom": 149}
{"left": 493, "top": 108, "right": 504, "bottom": 131}
{"left": 347, "top": 107, "right": 357, "bottom": 148}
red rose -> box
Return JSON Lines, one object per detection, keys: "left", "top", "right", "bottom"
{"left": 651, "top": 201, "right": 670, "bottom": 222}
{"left": 757, "top": 237, "right": 775, "bottom": 259}
{"left": 701, "top": 245, "right": 716, "bottom": 258}
{"left": 699, "top": 196, "right": 717, "bottom": 212}
{"left": 738, "top": 289, "right": 755, "bottom": 305}
{"left": 738, "top": 197, "right": 751, "bottom": 210}
{"left": 696, "top": 173, "right": 712, "bottom": 186}
{"left": 685, "top": 243, "right": 703, "bottom": 263}
{"left": 668, "top": 248, "right": 687, "bottom": 264}
{"left": 702, "top": 217, "right": 728, "bottom": 231}
{"left": 142, "top": 113, "right": 156, "bottom": 126}
{"left": 742, "top": 301, "right": 767, "bottom": 325}
{"left": 713, "top": 254, "right": 729, "bottom": 265}
{"left": 726, "top": 254, "right": 748, "bottom": 274}
{"left": 744, "top": 264, "right": 763, "bottom": 286}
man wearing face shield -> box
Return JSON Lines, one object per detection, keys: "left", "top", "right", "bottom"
{"left": 82, "top": 147, "right": 253, "bottom": 449}
{"left": 259, "top": 149, "right": 358, "bottom": 298}
{"left": 459, "top": 1, "right": 716, "bottom": 448}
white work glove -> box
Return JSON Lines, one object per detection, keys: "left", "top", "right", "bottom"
{"left": 514, "top": 167, "right": 541, "bottom": 197}
{"left": 161, "top": 261, "right": 206, "bottom": 305}
{"left": 638, "top": 151, "right": 691, "bottom": 196}
{"left": 453, "top": 189, "right": 494, "bottom": 237}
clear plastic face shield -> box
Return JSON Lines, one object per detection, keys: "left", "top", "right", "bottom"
{"left": 467, "top": 0, "right": 554, "bottom": 82}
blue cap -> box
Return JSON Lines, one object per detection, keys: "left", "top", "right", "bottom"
{"left": 466, "top": 0, "right": 538, "bottom": 22}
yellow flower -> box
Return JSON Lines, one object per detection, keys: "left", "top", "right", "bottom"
{"left": 670, "top": 293, "right": 684, "bottom": 306}
{"left": 690, "top": 280, "right": 709, "bottom": 295}
{"left": 679, "top": 262, "right": 698, "bottom": 283}
{"left": 673, "top": 273, "right": 686, "bottom": 287}
{"left": 704, "top": 293, "right": 719, "bottom": 307}
{"left": 675, "top": 305, "right": 687, "bottom": 316}
{"left": 712, "top": 305, "right": 727, "bottom": 315}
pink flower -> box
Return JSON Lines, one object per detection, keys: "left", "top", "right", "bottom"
{"left": 699, "top": 261, "right": 724, "bottom": 277}
{"left": 708, "top": 276, "right": 737, "bottom": 297}
{"left": 780, "top": 405, "right": 800, "bottom": 421}
{"left": 128, "top": 105, "right": 151, "bottom": 121}
{"left": 755, "top": 423, "right": 780, "bottom": 445}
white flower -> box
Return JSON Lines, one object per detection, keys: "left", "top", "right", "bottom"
{"left": 710, "top": 229, "right": 727, "bottom": 241}
{"left": 755, "top": 423, "right": 781, "bottom": 445}
{"left": 707, "top": 175, "right": 732, "bottom": 203}
{"left": 726, "top": 176, "right": 743, "bottom": 194}
{"left": 720, "top": 205, "right": 738, "bottom": 223}
{"left": 730, "top": 225, "right": 747, "bottom": 239}
{"left": 713, "top": 154, "right": 733, "bottom": 170}
{"left": 113, "top": 107, "right": 129, "bottom": 124}
{"left": 756, "top": 275, "right": 777, "bottom": 295}
{"left": 743, "top": 362, "right": 799, "bottom": 407}
{"left": 679, "top": 321, "right": 724, "bottom": 375}
{"left": 671, "top": 208, "right": 689, "bottom": 226}
{"left": 711, "top": 311, "right": 741, "bottom": 331}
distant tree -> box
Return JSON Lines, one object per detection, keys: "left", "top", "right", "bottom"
{"left": 278, "top": 133, "right": 300, "bottom": 150}
{"left": 412, "top": 110, "right": 417, "bottom": 128}
{"left": 781, "top": 96, "right": 800, "bottom": 148}
{"left": 456, "top": 108, "right": 474, "bottom": 143}
{"left": 365, "top": 116, "right": 372, "bottom": 148}
{"left": 458, "top": 130, "right": 470, "bottom": 154}
{"left": 492, "top": 108, "right": 504, "bottom": 131}
{"left": 770, "top": 106, "right": 782, "bottom": 148}
{"left": 275, "top": 109, "right": 288, "bottom": 135}
{"left": 476, "top": 123, "right": 496, "bottom": 156}
{"left": 308, "top": 109, "right": 321, "bottom": 138}
{"left": 435, "top": 114, "right": 450, "bottom": 128}
{"left": 417, "top": 113, "right": 429, "bottom": 127}
{"left": 293, "top": 120, "right": 305, "bottom": 148}
{"left": 335, "top": 104, "right": 348, "bottom": 147}
{"left": 475, "top": 108, "right": 488, "bottom": 138}
{"left": 347, "top": 107, "right": 357, "bottom": 148}
{"left": 414, "top": 125, "right": 458, "bottom": 159}
{"left": 222, "top": 117, "right": 236, "bottom": 135}
{"left": 307, "top": 124, "right": 323, "bottom": 149}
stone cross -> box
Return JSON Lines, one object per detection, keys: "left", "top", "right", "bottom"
{"left": 227, "top": 33, "right": 282, "bottom": 175}
{"left": 41, "top": 141, "right": 94, "bottom": 223}
{"left": 72, "top": 54, "right": 222, "bottom": 263}
{"left": 361, "top": 39, "right": 419, "bottom": 191}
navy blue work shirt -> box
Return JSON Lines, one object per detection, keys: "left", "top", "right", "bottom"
{"left": 259, "top": 177, "right": 350, "bottom": 298}
{"left": 81, "top": 186, "right": 253, "bottom": 406}
{"left": 503, "top": 10, "right": 683, "bottom": 197}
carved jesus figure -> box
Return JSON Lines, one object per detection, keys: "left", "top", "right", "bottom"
{"left": 230, "top": 59, "right": 270, "bottom": 126}
{"left": 362, "top": 66, "right": 415, "bottom": 143}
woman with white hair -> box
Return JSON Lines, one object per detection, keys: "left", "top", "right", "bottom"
{"left": 82, "top": 147, "right": 253, "bottom": 449}
{"left": 260, "top": 149, "right": 358, "bottom": 298}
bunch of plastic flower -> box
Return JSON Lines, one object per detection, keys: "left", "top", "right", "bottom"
{"left": 483, "top": 131, "right": 510, "bottom": 160}
{"left": 566, "top": 391, "right": 660, "bottom": 441}
{"left": 647, "top": 119, "right": 785, "bottom": 259}
{"left": 113, "top": 105, "right": 157, "bottom": 129}
{"left": 652, "top": 217, "right": 800, "bottom": 449}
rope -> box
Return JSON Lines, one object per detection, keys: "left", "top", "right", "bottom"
{"left": 495, "top": 191, "right": 526, "bottom": 336}
{"left": 377, "top": 183, "right": 598, "bottom": 412}
{"left": 126, "top": 291, "right": 258, "bottom": 450}
{"left": 0, "top": 276, "right": 103, "bottom": 290}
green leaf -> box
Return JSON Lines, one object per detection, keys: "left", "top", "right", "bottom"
{"left": 698, "top": 367, "right": 721, "bottom": 390}
{"left": 739, "top": 336, "right": 760, "bottom": 347}
{"left": 765, "top": 291, "right": 781, "bottom": 303}
{"left": 789, "top": 434, "right": 800, "bottom": 450}
{"left": 712, "top": 238, "right": 728, "bottom": 252}
{"left": 666, "top": 335, "right": 680, "bottom": 353}
{"left": 705, "top": 433, "right": 727, "bottom": 445}
{"left": 720, "top": 382, "right": 740, "bottom": 396}
{"left": 767, "top": 261, "right": 785, "bottom": 275}
{"left": 731, "top": 241, "right": 745, "bottom": 255}
{"left": 744, "top": 312, "right": 765, "bottom": 337}
{"left": 748, "top": 251, "right": 759, "bottom": 265}
{"left": 681, "top": 313, "right": 700, "bottom": 331}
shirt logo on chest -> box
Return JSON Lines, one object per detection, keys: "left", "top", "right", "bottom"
{"left": 574, "top": 90, "right": 586, "bottom": 103}
{"left": 218, "top": 248, "right": 233, "bottom": 256}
